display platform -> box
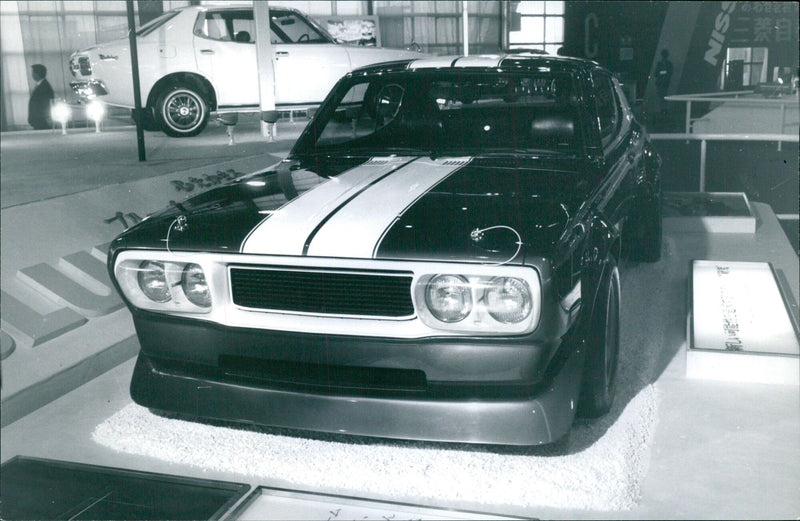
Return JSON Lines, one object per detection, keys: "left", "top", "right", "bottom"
{"left": 1, "top": 201, "right": 798, "bottom": 520}
{"left": 687, "top": 260, "right": 800, "bottom": 385}
{"left": 0, "top": 456, "right": 249, "bottom": 520}
{"left": 231, "top": 486, "right": 525, "bottom": 520}
{"left": 663, "top": 192, "right": 756, "bottom": 234}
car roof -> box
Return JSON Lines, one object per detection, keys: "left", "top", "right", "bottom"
{"left": 351, "top": 52, "right": 600, "bottom": 76}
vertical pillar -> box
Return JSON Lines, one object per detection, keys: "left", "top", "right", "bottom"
{"left": 127, "top": 0, "right": 146, "bottom": 161}
{"left": 699, "top": 139, "right": 707, "bottom": 192}
{"left": 0, "top": 1, "right": 31, "bottom": 129}
{"left": 254, "top": 1, "right": 278, "bottom": 140}
{"left": 462, "top": 1, "right": 469, "bottom": 56}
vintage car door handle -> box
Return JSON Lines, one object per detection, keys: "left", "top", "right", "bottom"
{"left": 200, "top": 49, "right": 215, "bottom": 55}
{"left": 275, "top": 51, "right": 290, "bottom": 57}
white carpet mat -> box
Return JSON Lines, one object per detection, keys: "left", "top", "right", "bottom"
{"left": 93, "top": 383, "right": 657, "bottom": 511}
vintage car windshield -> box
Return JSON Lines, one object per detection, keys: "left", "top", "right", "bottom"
{"left": 135, "top": 10, "right": 180, "bottom": 37}
{"left": 295, "top": 70, "right": 583, "bottom": 157}
{"left": 270, "top": 8, "right": 333, "bottom": 44}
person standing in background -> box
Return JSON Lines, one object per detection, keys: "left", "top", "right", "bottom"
{"left": 654, "top": 49, "right": 673, "bottom": 116}
{"left": 28, "top": 64, "right": 54, "bottom": 130}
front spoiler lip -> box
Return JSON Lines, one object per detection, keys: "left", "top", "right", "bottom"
{"left": 130, "top": 346, "right": 584, "bottom": 446}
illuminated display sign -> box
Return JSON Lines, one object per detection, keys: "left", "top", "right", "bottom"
{"left": 688, "top": 260, "right": 799, "bottom": 384}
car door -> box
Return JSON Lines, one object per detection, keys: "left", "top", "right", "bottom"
{"left": 269, "top": 8, "right": 351, "bottom": 105}
{"left": 193, "top": 9, "right": 258, "bottom": 108}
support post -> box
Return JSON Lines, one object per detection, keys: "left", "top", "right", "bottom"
{"left": 254, "top": 1, "right": 278, "bottom": 141}
{"left": 685, "top": 100, "right": 692, "bottom": 135}
{"left": 699, "top": 139, "right": 707, "bottom": 192}
{"left": 126, "top": 0, "right": 146, "bottom": 161}
{"left": 462, "top": 1, "right": 469, "bottom": 56}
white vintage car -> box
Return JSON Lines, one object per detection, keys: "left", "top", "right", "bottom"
{"left": 69, "top": 4, "right": 424, "bottom": 136}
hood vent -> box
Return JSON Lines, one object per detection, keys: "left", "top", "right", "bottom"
{"left": 441, "top": 158, "right": 471, "bottom": 166}
{"left": 365, "top": 157, "right": 393, "bottom": 165}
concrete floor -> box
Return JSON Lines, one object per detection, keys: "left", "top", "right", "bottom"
{"left": 1, "top": 119, "right": 799, "bottom": 519}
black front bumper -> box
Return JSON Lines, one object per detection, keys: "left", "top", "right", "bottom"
{"left": 129, "top": 312, "right": 584, "bottom": 445}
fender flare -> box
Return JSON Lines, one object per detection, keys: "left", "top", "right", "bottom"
{"left": 576, "top": 214, "right": 619, "bottom": 335}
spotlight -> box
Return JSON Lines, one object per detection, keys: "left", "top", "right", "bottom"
{"left": 86, "top": 100, "right": 105, "bottom": 132}
{"left": 51, "top": 101, "right": 72, "bottom": 135}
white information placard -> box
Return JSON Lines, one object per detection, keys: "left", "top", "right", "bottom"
{"left": 692, "top": 260, "right": 799, "bottom": 354}
{"left": 688, "top": 260, "right": 799, "bottom": 384}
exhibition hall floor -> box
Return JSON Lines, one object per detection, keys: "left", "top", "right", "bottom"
{"left": 1, "top": 121, "right": 798, "bottom": 519}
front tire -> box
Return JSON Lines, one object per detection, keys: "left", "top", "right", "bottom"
{"left": 577, "top": 261, "right": 620, "bottom": 418}
{"left": 156, "top": 86, "right": 209, "bottom": 137}
{"left": 627, "top": 192, "right": 662, "bottom": 262}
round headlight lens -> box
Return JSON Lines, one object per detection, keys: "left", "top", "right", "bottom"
{"left": 137, "top": 261, "right": 171, "bottom": 303}
{"left": 181, "top": 263, "right": 211, "bottom": 308}
{"left": 425, "top": 275, "right": 472, "bottom": 323}
{"left": 485, "top": 277, "right": 532, "bottom": 324}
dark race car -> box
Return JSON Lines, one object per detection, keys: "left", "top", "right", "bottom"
{"left": 108, "top": 52, "right": 662, "bottom": 446}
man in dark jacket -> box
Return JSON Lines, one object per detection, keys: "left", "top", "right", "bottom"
{"left": 654, "top": 49, "right": 673, "bottom": 115}
{"left": 28, "top": 64, "right": 54, "bottom": 129}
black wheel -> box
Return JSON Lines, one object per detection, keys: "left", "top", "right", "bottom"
{"left": 577, "top": 261, "right": 620, "bottom": 418}
{"left": 627, "top": 192, "right": 662, "bottom": 262}
{"left": 156, "top": 85, "right": 209, "bottom": 137}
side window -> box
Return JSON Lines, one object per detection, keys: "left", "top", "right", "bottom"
{"left": 197, "top": 11, "right": 255, "bottom": 43}
{"left": 592, "top": 71, "right": 620, "bottom": 146}
{"left": 199, "top": 13, "right": 231, "bottom": 41}
{"left": 231, "top": 17, "right": 255, "bottom": 44}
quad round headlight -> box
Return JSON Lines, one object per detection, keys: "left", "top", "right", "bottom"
{"left": 181, "top": 263, "right": 211, "bottom": 308}
{"left": 425, "top": 274, "right": 472, "bottom": 323}
{"left": 137, "top": 261, "right": 171, "bottom": 303}
{"left": 485, "top": 277, "right": 532, "bottom": 324}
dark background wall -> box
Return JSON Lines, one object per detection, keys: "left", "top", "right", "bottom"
{"left": 564, "top": 1, "right": 799, "bottom": 100}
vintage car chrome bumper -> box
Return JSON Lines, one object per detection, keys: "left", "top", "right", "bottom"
{"left": 70, "top": 79, "right": 108, "bottom": 99}
{"left": 129, "top": 313, "right": 583, "bottom": 446}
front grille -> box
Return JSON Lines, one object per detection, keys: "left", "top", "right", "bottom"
{"left": 230, "top": 267, "right": 415, "bottom": 317}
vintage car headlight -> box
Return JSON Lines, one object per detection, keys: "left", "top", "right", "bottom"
{"left": 137, "top": 261, "right": 171, "bottom": 303}
{"left": 116, "top": 256, "right": 213, "bottom": 314}
{"left": 415, "top": 268, "right": 540, "bottom": 334}
{"left": 424, "top": 274, "right": 472, "bottom": 322}
{"left": 485, "top": 277, "right": 532, "bottom": 324}
{"left": 181, "top": 263, "right": 211, "bottom": 308}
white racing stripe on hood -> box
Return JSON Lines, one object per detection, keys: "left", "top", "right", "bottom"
{"left": 306, "top": 157, "right": 472, "bottom": 258}
{"left": 241, "top": 156, "right": 416, "bottom": 255}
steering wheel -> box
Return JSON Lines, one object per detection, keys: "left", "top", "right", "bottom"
{"left": 298, "top": 33, "right": 310, "bottom": 42}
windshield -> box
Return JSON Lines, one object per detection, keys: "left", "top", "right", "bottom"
{"left": 136, "top": 10, "right": 180, "bottom": 37}
{"left": 294, "top": 70, "right": 583, "bottom": 157}
{"left": 270, "top": 8, "right": 332, "bottom": 44}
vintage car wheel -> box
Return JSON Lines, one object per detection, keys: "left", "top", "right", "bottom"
{"left": 577, "top": 261, "right": 620, "bottom": 418}
{"left": 156, "top": 86, "right": 209, "bottom": 137}
{"left": 627, "top": 193, "right": 662, "bottom": 262}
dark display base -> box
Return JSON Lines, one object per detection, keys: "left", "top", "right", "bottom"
{"left": 0, "top": 456, "right": 249, "bottom": 520}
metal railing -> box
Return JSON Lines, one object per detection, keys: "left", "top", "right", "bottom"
{"left": 650, "top": 132, "right": 799, "bottom": 225}
{"left": 665, "top": 90, "right": 799, "bottom": 137}
{"left": 650, "top": 132, "right": 799, "bottom": 192}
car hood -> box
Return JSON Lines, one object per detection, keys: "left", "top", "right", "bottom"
{"left": 113, "top": 155, "right": 589, "bottom": 265}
